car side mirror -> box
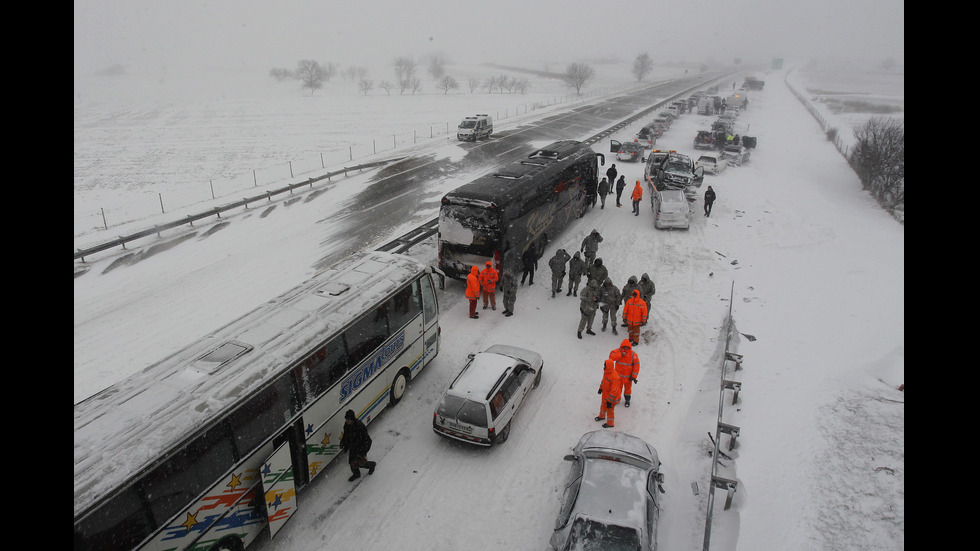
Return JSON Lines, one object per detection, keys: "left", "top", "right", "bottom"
{"left": 563, "top": 454, "right": 577, "bottom": 462}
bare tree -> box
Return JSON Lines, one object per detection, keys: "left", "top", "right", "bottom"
{"left": 850, "top": 117, "right": 904, "bottom": 212}
{"left": 562, "top": 62, "right": 595, "bottom": 95}
{"left": 497, "top": 74, "right": 510, "bottom": 93}
{"left": 409, "top": 77, "right": 423, "bottom": 95}
{"left": 379, "top": 80, "right": 393, "bottom": 95}
{"left": 393, "top": 57, "right": 418, "bottom": 95}
{"left": 484, "top": 75, "right": 498, "bottom": 93}
{"left": 438, "top": 75, "right": 459, "bottom": 94}
{"left": 513, "top": 77, "right": 530, "bottom": 94}
{"left": 428, "top": 53, "right": 448, "bottom": 80}
{"left": 467, "top": 76, "right": 481, "bottom": 93}
{"left": 296, "top": 60, "right": 327, "bottom": 95}
{"left": 342, "top": 65, "right": 358, "bottom": 82}
{"left": 358, "top": 78, "right": 374, "bottom": 95}
{"left": 632, "top": 53, "right": 653, "bottom": 82}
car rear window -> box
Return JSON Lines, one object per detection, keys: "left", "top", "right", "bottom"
{"left": 566, "top": 518, "right": 641, "bottom": 550}
{"left": 437, "top": 395, "right": 488, "bottom": 427}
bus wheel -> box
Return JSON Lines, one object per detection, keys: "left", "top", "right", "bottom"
{"left": 210, "top": 537, "right": 244, "bottom": 551}
{"left": 390, "top": 369, "right": 410, "bottom": 405}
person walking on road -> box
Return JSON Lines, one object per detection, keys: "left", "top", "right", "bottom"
{"left": 595, "top": 358, "right": 622, "bottom": 428}
{"left": 615, "top": 175, "right": 627, "bottom": 207}
{"left": 567, "top": 251, "right": 586, "bottom": 297}
{"left": 577, "top": 279, "right": 600, "bottom": 339}
{"left": 580, "top": 229, "right": 603, "bottom": 267}
{"left": 704, "top": 185, "right": 716, "bottom": 217}
{"left": 340, "top": 410, "right": 376, "bottom": 481}
{"left": 622, "top": 289, "right": 648, "bottom": 345}
{"left": 500, "top": 270, "right": 517, "bottom": 317}
{"left": 548, "top": 248, "right": 571, "bottom": 298}
{"left": 638, "top": 273, "right": 656, "bottom": 313}
{"left": 521, "top": 247, "right": 538, "bottom": 286}
{"left": 465, "top": 265, "right": 481, "bottom": 319}
{"left": 606, "top": 164, "right": 618, "bottom": 190}
{"left": 597, "top": 177, "right": 611, "bottom": 209}
{"left": 479, "top": 261, "right": 499, "bottom": 311}
{"left": 610, "top": 340, "right": 640, "bottom": 407}
{"left": 631, "top": 180, "right": 644, "bottom": 216}
{"left": 598, "top": 277, "right": 622, "bottom": 335}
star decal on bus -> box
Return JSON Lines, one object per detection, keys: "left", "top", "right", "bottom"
{"left": 320, "top": 432, "right": 332, "bottom": 446}
{"left": 227, "top": 472, "right": 243, "bottom": 491}
{"left": 182, "top": 511, "right": 199, "bottom": 532}
{"left": 269, "top": 493, "right": 284, "bottom": 511}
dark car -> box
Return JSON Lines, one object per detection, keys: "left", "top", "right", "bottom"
{"left": 550, "top": 430, "right": 665, "bottom": 551}
{"left": 693, "top": 130, "right": 715, "bottom": 150}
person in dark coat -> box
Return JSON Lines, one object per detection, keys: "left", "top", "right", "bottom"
{"left": 580, "top": 229, "right": 603, "bottom": 267}
{"left": 615, "top": 175, "right": 627, "bottom": 207}
{"left": 606, "top": 164, "right": 618, "bottom": 190}
{"left": 548, "top": 248, "right": 571, "bottom": 298}
{"left": 638, "top": 273, "right": 656, "bottom": 312}
{"left": 586, "top": 258, "right": 608, "bottom": 286}
{"left": 704, "top": 186, "right": 716, "bottom": 217}
{"left": 567, "top": 251, "right": 586, "bottom": 296}
{"left": 585, "top": 177, "right": 598, "bottom": 209}
{"left": 501, "top": 270, "right": 517, "bottom": 317}
{"left": 340, "top": 410, "right": 376, "bottom": 481}
{"left": 577, "top": 278, "right": 600, "bottom": 339}
{"left": 598, "top": 277, "right": 622, "bottom": 335}
{"left": 520, "top": 247, "right": 538, "bottom": 286}
{"left": 597, "top": 177, "right": 611, "bottom": 209}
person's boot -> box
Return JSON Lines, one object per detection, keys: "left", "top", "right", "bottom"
{"left": 595, "top": 416, "right": 605, "bottom": 422}
{"left": 577, "top": 331, "right": 582, "bottom": 339}
{"left": 552, "top": 290, "right": 556, "bottom": 298}
{"left": 624, "top": 395, "right": 631, "bottom": 408}
{"left": 586, "top": 329, "right": 596, "bottom": 336}
{"left": 367, "top": 462, "right": 376, "bottom": 475}
{"left": 612, "top": 326, "right": 618, "bottom": 335}
{"left": 602, "top": 422, "right": 614, "bottom": 428}
{"left": 348, "top": 466, "right": 361, "bottom": 481}
{"left": 601, "top": 323, "right": 607, "bottom": 332}
{"left": 573, "top": 290, "right": 577, "bottom": 297}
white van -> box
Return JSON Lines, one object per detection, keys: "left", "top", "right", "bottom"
{"left": 457, "top": 114, "right": 493, "bottom": 141}
{"left": 432, "top": 344, "right": 542, "bottom": 446}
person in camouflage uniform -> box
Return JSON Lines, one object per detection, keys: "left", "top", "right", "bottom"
{"left": 567, "top": 251, "right": 586, "bottom": 297}
{"left": 577, "top": 279, "right": 600, "bottom": 339}
{"left": 548, "top": 248, "right": 571, "bottom": 298}
{"left": 500, "top": 270, "right": 517, "bottom": 317}
{"left": 598, "top": 277, "right": 622, "bottom": 335}
{"left": 638, "top": 273, "right": 656, "bottom": 312}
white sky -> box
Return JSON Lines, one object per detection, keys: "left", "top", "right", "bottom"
{"left": 73, "top": 0, "right": 904, "bottom": 76}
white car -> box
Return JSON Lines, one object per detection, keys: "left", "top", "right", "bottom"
{"left": 652, "top": 188, "right": 691, "bottom": 230}
{"left": 550, "top": 430, "right": 665, "bottom": 551}
{"left": 722, "top": 145, "right": 751, "bottom": 166}
{"left": 696, "top": 154, "right": 727, "bottom": 174}
{"left": 432, "top": 344, "right": 542, "bottom": 446}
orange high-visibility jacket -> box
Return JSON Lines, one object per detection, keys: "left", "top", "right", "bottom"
{"left": 600, "top": 359, "right": 622, "bottom": 403}
{"left": 465, "top": 266, "right": 482, "bottom": 299}
{"left": 479, "top": 263, "right": 499, "bottom": 292}
{"left": 631, "top": 181, "right": 643, "bottom": 201}
{"left": 622, "top": 290, "right": 648, "bottom": 325}
{"left": 611, "top": 340, "right": 640, "bottom": 381}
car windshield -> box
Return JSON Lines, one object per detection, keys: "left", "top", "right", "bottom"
{"left": 459, "top": 120, "right": 476, "bottom": 128}
{"left": 564, "top": 518, "right": 641, "bottom": 551}
{"left": 664, "top": 161, "right": 688, "bottom": 173}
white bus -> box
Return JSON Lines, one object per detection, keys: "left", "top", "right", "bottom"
{"left": 74, "top": 251, "right": 443, "bottom": 551}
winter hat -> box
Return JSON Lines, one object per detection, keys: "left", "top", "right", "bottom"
{"left": 486, "top": 261, "right": 492, "bottom": 267}
{"left": 621, "top": 339, "right": 632, "bottom": 349}
{"left": 594, "top": 258, "right": 602, "bottom": 266}
{"left": 345, "top": 409, "right": 356, "bottom": 420}
{"left": 573, "top": 251, "right": 580, "bottom": 258}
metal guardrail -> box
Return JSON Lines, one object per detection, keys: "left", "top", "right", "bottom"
{"left": 73, "top": 159, "right": 397, "bottom": 262}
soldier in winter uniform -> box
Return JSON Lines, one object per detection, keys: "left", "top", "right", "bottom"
{"left": 500, "top": 270, "right": 517, "bottom": 317}
{"left": 597, "top": 177, "right": 611, "bottom": 209}
{"left": 586, "top": 258, "right": 608, "bottom": 286}
{"left": 567, "top": 251, "right": 586, "bottom": 297}
{"left": 595, "top": 358, "right": 622, "bottom": 428}
{"left": 598, "top": 277, "right": 622, "bottom": 335}
{"left": 638, "top": 273, "right": 656, "bottom": 312}
{"left": 548, "top": 248, "right": 571, "bottom": 298}
{"left": 580, "top": 229, "right": 603, "bottom": 267}
{"left": 576, "top": 278, "right": 600, "bottom": 339}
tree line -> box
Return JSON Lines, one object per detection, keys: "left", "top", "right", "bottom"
{"left": 849, "top": 117, "right": 904, "bottom": 220}
{"left": 270, "top": 53, "right": 659, "bottom": 97}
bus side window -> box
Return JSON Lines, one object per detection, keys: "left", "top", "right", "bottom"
{"left": 345, "top": 305, "right": 391, "bottom": 368}
{"left": 297, "top": 337, "right": 350, "bottom": 402}
{"left": 388, "top": 282, "right": 421, "bottom": 331}
{"left": 74, "top": 486, "right": 155, "bottom": 551}
{"left": 421, "top": 276, "right": 438, "bottom": 325}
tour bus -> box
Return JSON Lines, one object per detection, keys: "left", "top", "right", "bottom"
{"left": 437, "top": 140, "right": 604, "bottom": 280}
{"left": 74, "top": 251, "right": 443, "bottom": 551}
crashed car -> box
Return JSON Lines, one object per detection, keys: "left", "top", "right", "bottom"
{"left": 635, "top": 127, "right": 657, "bottom": 148}
{"left": 695, "top": 154, "right": 727, "bottom": 174}
{"left": 693, "top": 130, "right": 715, "bottom": 150}
{"left": 611, "top": 140, "right": 647, "bottom": 162}
{"left": 722, "top": 144, "right": 751, "bottom": 166}
{"left": 550, "top": 430, "right": 665, "bottom": 551}
{"left": 658, "top": 155, "right": 704, "bottom": 201}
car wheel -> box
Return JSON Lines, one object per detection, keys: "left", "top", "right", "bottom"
{"left": 496, "top": 422, "right": 511, "bottom": 444}
{"left": 389, "top": 369, "right": 409, "bottom": 405}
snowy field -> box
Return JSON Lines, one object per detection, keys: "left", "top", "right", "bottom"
{"left": 74, "top": 60, "right": 903, "bottom": 550}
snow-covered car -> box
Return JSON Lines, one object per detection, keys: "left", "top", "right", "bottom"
{"left": 432, "top": 344, "right": 542, "bottom": 447}
{"left": 722, "top": 144, "right": 751, "bottom": 166}
{"left": 658, "top": 156, "right": 704, "bottom": 201}
{"left": 550, "top": 430, "right": 665, "bottom": 551}
{"left": 652, "top": 188, "right": 691, "bottom": 229}
{"left": 693, "top": 130, "right": 715, "bottom": 150}
{"left": 611, "top": 140, "right": 646, "bottom": 162}
{"left": 635, "top": 127, "right": 657, "bottom": 148}
{"left": 654, "top": 113, "right": 672, "bottom": 129}
{"left": 696, "top": 154, "right": 727, "bottom": 174}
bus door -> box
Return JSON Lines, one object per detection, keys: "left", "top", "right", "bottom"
{"left": 261, "top": 430, "right": 301, "bottom": 539}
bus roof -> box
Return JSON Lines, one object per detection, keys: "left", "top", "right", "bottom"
{"left": 73, "top": 250, "right": 430, "bottom": 516}
{"left": 442, "top": 140, "right": 597, "bottom": 207}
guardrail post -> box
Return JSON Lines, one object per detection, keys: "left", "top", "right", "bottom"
{"left": 722, "top": 379, "right": 741, "bottom": 405}
{"left": 711, "top": 476, "right": 738, "bottom": 510}
{"left": 717, "top": 422, "right": 740, "bottom": 451}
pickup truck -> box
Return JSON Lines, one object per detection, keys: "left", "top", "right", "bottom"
{"left": 696, "top": 154, "right": 727, "bottom": 174}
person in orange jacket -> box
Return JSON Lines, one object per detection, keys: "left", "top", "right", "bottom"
{"left": 621, "top": 289, "right": 648, "bottom": 346}
{"left": 610, "top": 339, "right": 640, "bottom": 407}
{"left": 465, "top": 265, "right": 481, "bottom": 319}
{"left": 595, "top": 358, "right": 622, "bottom": 427}
{"left": 631, "top": 180, "right": 644, "bottom": 216}
{"left": 479, "top": 261, "right": 499, "bottom": 311}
